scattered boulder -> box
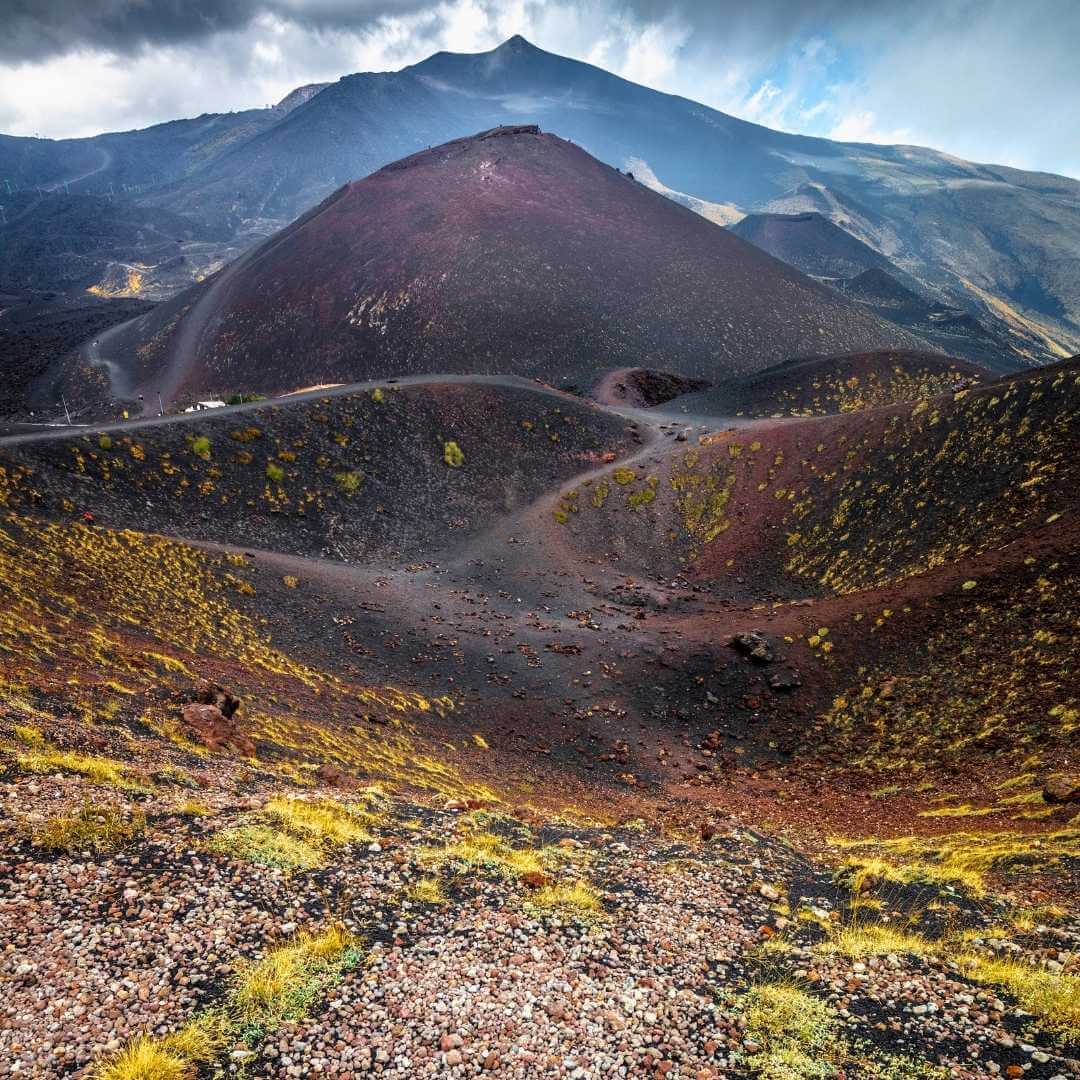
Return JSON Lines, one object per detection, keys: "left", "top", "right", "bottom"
{"left": 316, "top": 763, "right": 351, "bottom": 789}
{"left": 181, "top": 702, "right": 256, "bottom": 757}
{"left": 1042, "top": 775, "right": 1080, "bottom": 804}
{"left": 193, "top": 678, "right": 241, "bottom": 719}
{"left": 731, "top": 631, "right": 774, "bottom": 663}
{"left": 768, "top": 668, "right": 801, "bottom": 692}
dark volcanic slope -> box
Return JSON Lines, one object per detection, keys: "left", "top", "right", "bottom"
{"left": 557, "top": 361, "right": 1080, "bottom": 593}
{"left": 679, "top": 350, "right": 992, "bottom": 417}
{"left": 0, "top": 378, "right": 639, "bottom": 563}
{"left": 0, "top": 192, "right": 221, "bottom": 293}
{"left": 0, "top": 291, "right": 154, "bottom": 419}
{"left": 111, "top": 126, "right": 922, "bottom": 404}
{"left": 729, "top": 212, "right": 897, "bottom": 282}
{"left": 729, "top": 218, "right": 1025, "bottom": 371}
{"left": 843, "top": 267, "right": 1023, "bottom": 372}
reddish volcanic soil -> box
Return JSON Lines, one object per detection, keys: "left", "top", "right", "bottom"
{"left": 90, "top": 126, "right": 926, "bottom": 409}
{"left": 3, "top": 361, "right": 1077, "bottom": 844}
{"left": 680, "top": 349, "right": 993, "bottom": 417}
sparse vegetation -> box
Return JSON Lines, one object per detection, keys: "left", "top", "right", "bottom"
{"left": 33, "top": 804, "right": 145, "bottom": 853}
{"left": 741, "top": 983, "right": 846, "bottom": 1080}
{"left": 209, "top": 823, "right": 323, "bottom": 870}
{"left": 817, "top": 921, "right": 929, "bottom": 959}
{"left": 407, "top": 877, "right": 446, "bottom": 904}
{"left": 232, "top": 923, "right": 360, "bottom": 1030}
{"left": 95, "top": 926, "right": 356, "bottom": 1077}
{"left": 443, "top": 440, "right": 464, "bottom": 467}
{"left": 262, "top": 796, "right": 373, "bottom": 847}
{"left": 420, "top": 830, "right": 550, "bottom": 880}
{"left": 334, "top": 469, "right": 363, "bottom": 494}
{"left": 833, "top": 828, "right": 1080, "bottom": 896}
{"left": 15, "top": 742, "right": 143, "bottom": 790}
{"left": 527, "top": 880, "right": 603, "bottom": 917}
{"left": 209, "top": 798, "right": 374, "bottom": 871}
{"left": 957, "top": 953, "right": 1079, "bottom": 1043}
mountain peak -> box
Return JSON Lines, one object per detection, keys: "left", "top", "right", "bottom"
{"left": 496, "top": 34, "right": 538, "bottom": 51}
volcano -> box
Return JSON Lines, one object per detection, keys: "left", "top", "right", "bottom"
{"left": 107, "top": 126, "right": 924, "bottom": 406}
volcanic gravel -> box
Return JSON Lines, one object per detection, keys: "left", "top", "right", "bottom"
{"left": 1, "top": 767, "right": 1077, "bottom": 1079}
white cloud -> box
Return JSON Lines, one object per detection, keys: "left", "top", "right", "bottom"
{"left": 828, "top": 108, "right": 913, "bottom": 146}
{"left": 0, "top": 0, "right": 1076, "bottom": 178}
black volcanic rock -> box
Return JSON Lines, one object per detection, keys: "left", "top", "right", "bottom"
{"left": 112, "top": 127, "right": 923, "bottom": 403}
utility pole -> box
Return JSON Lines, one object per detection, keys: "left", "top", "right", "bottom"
{"left": 157, "top": 390, "right": 164, "bottom": 417}
{"left": 60, "top": 396, "right": 71, "bottom": 425}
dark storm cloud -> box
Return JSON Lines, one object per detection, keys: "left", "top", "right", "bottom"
{"left": 0, "top": 0, "right": 431, "bottom": 63}
{"left": 0, "top": 0, "right": 258, "bottom": 62}
{"left": 0, "top": 0, "right": 1077, "bottom": 176}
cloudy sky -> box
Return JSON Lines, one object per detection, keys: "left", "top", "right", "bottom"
{"left": 2, "top": 0, "right": 1078, "bottom": 178}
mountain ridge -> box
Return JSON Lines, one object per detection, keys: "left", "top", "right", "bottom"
{"left": 2, "top": 35, "right": 1078, "bottom": 364}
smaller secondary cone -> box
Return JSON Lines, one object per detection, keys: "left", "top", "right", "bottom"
{"left": 124, "top": 125, "right": 923, "bottom": 403}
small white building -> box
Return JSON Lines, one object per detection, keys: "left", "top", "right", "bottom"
{"left": 183, "top": 400, "right": 227, "bottom": 413}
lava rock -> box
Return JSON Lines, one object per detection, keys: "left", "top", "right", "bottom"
{"left": 1042, "top": 775, "right": 1080, "bottom": 804}
{"left": 731, "top": 631, "right": 774, "bottom": 663}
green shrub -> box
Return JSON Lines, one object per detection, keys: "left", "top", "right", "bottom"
{"left": 98, "top": 434, "right": 112, "bottom": 451}
{"left": 266, "top": 461, "right": 285, "bottom": 484}
{"left": 443, "top": 440, "right": 464, "bottom": 467}
{"left": 334, "top": 470, "right": 364, "bottom": 495}
{"left": 190, "top": 435, "right": 211, "bottom": 460}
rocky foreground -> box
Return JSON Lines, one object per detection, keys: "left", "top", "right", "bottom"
{"left": 1, "top": 725, "right": 1077, "bottom": 1080}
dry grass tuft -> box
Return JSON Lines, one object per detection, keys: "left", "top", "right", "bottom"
{"left": 262, "top": 797, "right": 372, "bottom": 846}
{"left": 832, "top": 828, "right": 1080, "bottom": 896}
{"left": 94, "top": 925, "right": 357, "bottom": 1077}
{"left": 957, "top": 953, "right": 1079, "bottom": 1043}
{"left": 33, "top": 804, "right": 144, "bottom": 853}
{"left": 818, "top": 922, "right": 930, "bottom": 959}
{"left": 93, "top": 1037, "right": 191, "bottom": 1080}
{"left": 527, "top": 880, "right": 604, "bottom": 917}
{"left": 92, "top": 1014, "right": 224, "bottom": 1080}
{"left": 407, "top": 877, "right": 446, "bottom": 905}
{"left": 209, "top": 824, "right": 322, "bottom": 870}
{"left": 16, "top": 744, "right": 144, "bottom": 791}
{"left": 12, "top": 723, "right": 45, "bottom": 747}
{"left": 743, "top": 982, "right": 846, "bottom": 1080}
{"left": 420, "top": 830, "right": 551, "bottom": 880}
{"left": 233, "top": 924, "right": 359, "bottom": 1028}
